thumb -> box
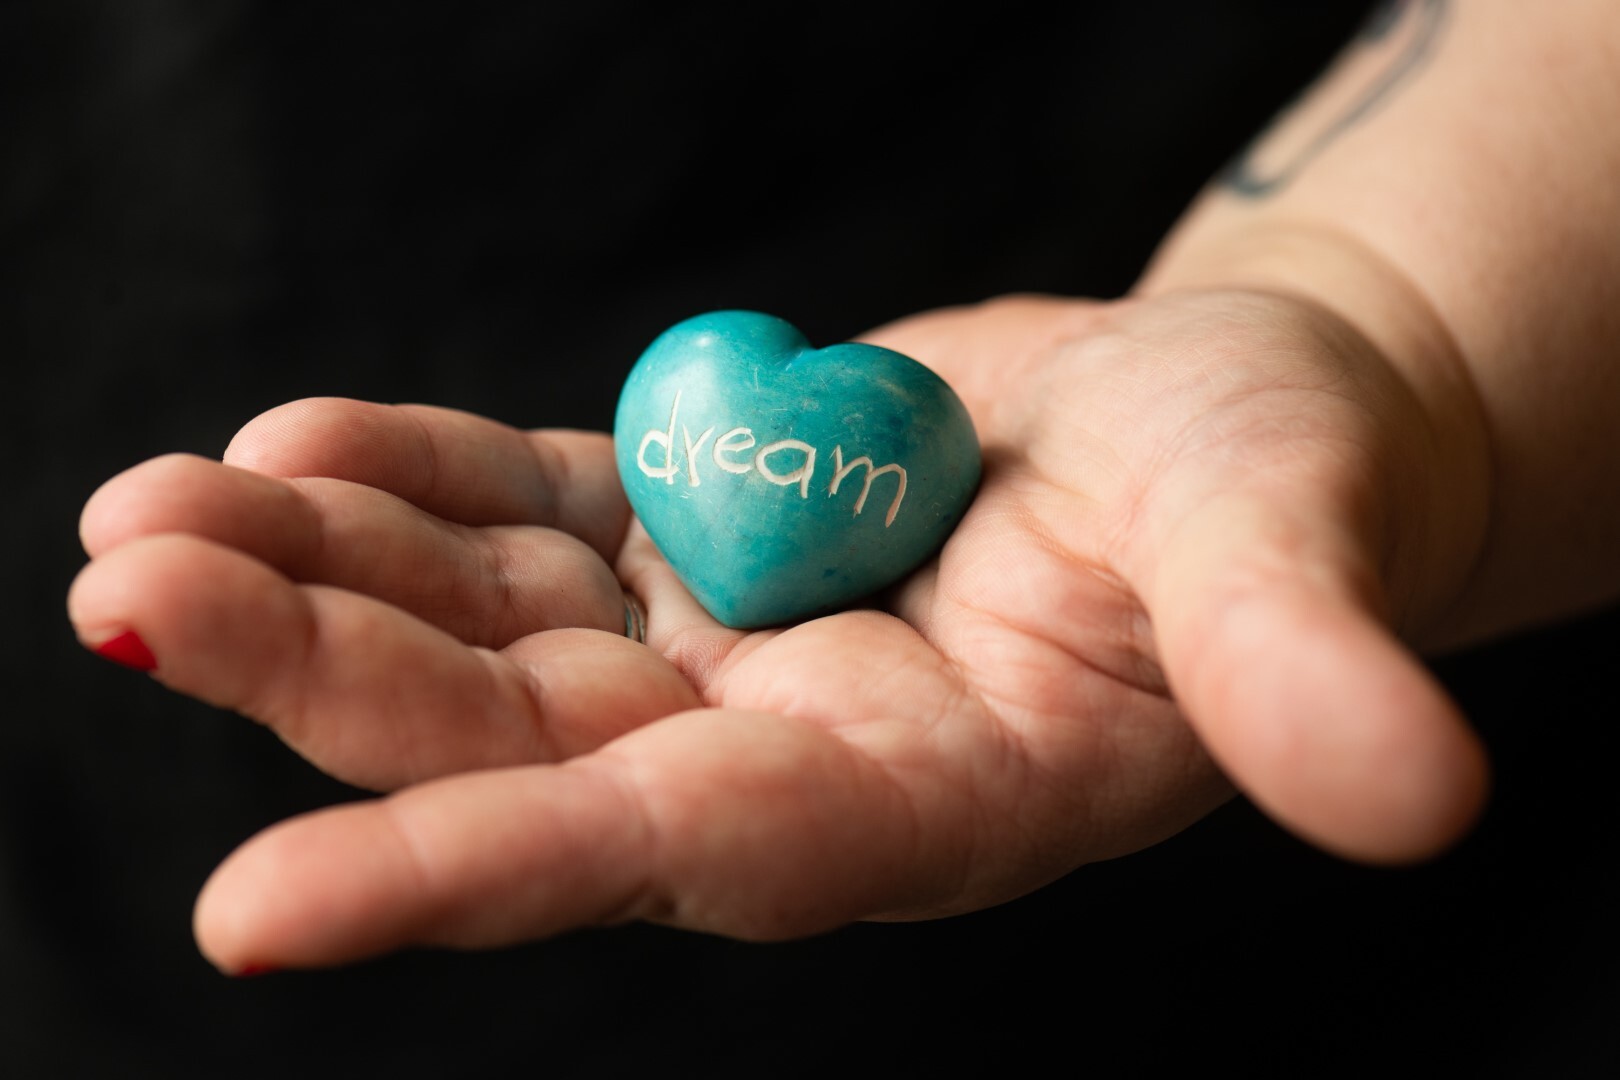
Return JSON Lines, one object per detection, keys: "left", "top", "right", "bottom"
{"left": 1144, "top": 493, "right": 1489, "bottom": 863}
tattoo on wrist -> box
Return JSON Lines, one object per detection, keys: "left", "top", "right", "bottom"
{"left": 1222, "top": 0, "right": 1448, "bottom": 199}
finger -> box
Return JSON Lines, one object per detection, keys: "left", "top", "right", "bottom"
{"left": 1144, "top": 493, "right": 1489, "bottom": 863}
{"left": 612, "top": 517, "right": 750, "bottom": 691}
{"left": 81, "top": 453, "right": 318, "bottom": 559}
{"left": 224, "top": 397, "right": 629, "bottom": 558}
{"left": 193, "top": 709, "right": 934, "bottom": 973}
{"left": 68, "top": 534, "right": 700, "bottom": 789}
{"left": 81, "top": 454, "right": 625, "bottom": 645}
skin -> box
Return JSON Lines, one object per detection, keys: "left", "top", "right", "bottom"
{"left": 67, "top": 0, "right": 1620, "bottom": 972}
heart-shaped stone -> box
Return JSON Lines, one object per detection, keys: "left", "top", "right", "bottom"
{"left": 614, "top": 310, "right": 981, "bottom": 629}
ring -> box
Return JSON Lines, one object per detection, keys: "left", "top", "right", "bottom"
{"left": 623, "top": 591, "right": 647, "bottom": 644}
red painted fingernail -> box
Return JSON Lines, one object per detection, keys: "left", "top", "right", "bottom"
{"left": 93, "top": 630, "right": 157, "bottom": 672}
{"left": 233, "top": 964, "right": 278, "bottom": 978}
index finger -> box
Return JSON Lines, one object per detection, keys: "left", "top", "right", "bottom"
{"left": 224, "top": 398, "right": 629, "bottom": 558}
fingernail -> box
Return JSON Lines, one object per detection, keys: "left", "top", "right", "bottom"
{"left": 92, "top": 630, "right": 157, "bottom": 672}
{"left": 233, "top": 964, "right": 278, "bottom": 978}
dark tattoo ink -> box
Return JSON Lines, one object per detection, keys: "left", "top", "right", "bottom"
{"left": 1221, "top": 0, "right": 1448, "bottom": 198}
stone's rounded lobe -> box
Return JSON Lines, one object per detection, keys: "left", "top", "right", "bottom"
{"left": 614, "top": 310, "right": 981, "bottom": 629}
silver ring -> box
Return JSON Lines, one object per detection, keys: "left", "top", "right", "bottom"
{"left": 623, "top": 591, "right": 647, "bottom": 644}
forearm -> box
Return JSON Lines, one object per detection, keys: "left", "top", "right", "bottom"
{"left": 1136, "top": 0, "right": 1620, "bottom": 649}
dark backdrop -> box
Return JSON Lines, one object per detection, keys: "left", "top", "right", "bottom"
{"left": 4, "top": 2, "right": 1616, "bottom": 1075}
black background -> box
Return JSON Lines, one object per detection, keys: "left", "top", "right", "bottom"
{"left": 3, "top": 2, "right": 1616, "bottom": 1075}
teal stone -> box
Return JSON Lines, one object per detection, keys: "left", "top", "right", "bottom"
{"left": 613, "top": 310, "right": 981, "bottom": 629}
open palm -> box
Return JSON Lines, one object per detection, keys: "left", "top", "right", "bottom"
{"left": 69, "top": 289, "right": 1489, "bottom": 972}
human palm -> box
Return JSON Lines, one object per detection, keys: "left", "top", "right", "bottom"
{"left": 69, "top": 289, "right": 1489, "bottom": 971}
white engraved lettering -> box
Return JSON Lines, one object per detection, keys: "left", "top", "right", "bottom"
{"left": 636, "top": 389, "right": 682, "bottom": 483}
{"left": 681, "top": 424, "right": 716, "bottom": 486}
{"left": 754, "top": 439, "right": 817, "bottom": 499}
{"left": 636, "top": 391, "right": 908, "bottom": 522}
{"left": 712, "top": 427, "right": 755, "bottom": 474}
{"left": 828, "top": 446, "right": 908, "bottom": 527}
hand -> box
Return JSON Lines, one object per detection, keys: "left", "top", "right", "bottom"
{"left": 67, "top": 289, "right": 1490, "bottom": 972}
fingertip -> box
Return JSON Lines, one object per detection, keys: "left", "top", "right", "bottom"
{"left": 193, "top": 854, "right": 253, "bottom": 974}
{"left": 79, "top": 453, "right": 297, "bottom": 558}
{"left": 194, "top": 804, "right": 425, "bottom": 973}
{"left": 1272, "top": 644, "right": 1491, "bottom": 865}
{"left": 65, "top": 538, "right": 161, "bottom": 662}
{"left": 223, "top": 396, "right": 378, "bottom": 476}
{"left": 1173, "top": 583, "right": 1490, "bottom": 865}
{"left": 78, "top": 453, "right": 192, "bottom": 556}
{"left": 78, "top": 471, "right": 117, "bottom": 556}
{"left": 68, "top": 533, "right": 308, "bottom": 702}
